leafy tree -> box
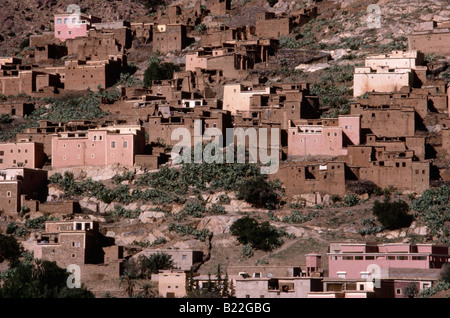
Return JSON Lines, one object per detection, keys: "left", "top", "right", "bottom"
{"left": 139, "top": 0, "right": 166, "bottom": 13}
{"left": 0, "top": 234, "right": 23, "bottom": 265}
{"left": 230, "top": 216, "right": 283, "bottom": 251}
{"left": 119, "top": 272, "right": 139, "bottom": 298}
{"left": 186, "top": 265, "right": 234, "bottom": 298}
{"left": 0, "top": 259, "right": 93, "bottom": 298}
{"left": 236, "top": 176, "right": 279, "bottom": 208}
{"left": 138, "top": 252, "right": 174, "bottom": 278}
{"left": 143, "top": 59, "right": 181, "bottom": 87}
{"left": 372, "top": 198, "right": 413, "bottom": 230}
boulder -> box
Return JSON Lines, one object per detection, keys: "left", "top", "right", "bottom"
{"left": 139, "top": 211, "right": 166, "bottom": 223}
{"left": 196, "top": 216, "right": 239, "bottom": 234}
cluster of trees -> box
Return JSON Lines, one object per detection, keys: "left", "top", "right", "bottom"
{"left": 143, "top": 56, "right": 181, "bottom": 87}
{"left": 187, "top": 265, "right": 234, "bottom": 298}
{"left": 0, "top": 235, "right": 94, "bottom": 298}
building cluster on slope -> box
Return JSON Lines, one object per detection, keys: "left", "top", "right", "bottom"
{"left": 0, "top": 1, "right": 449, "bottom": 298}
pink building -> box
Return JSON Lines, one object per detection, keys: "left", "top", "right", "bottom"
{"left": 54, "top": 13, "right": 101, "bottom": 41}
{"left": 328, "top": 242, "right": 450, "bottom": 280}
{"left": 0, "top": 142, "right": 44, "bottom": 169}
{"left": 287, "top": 115, "right": 361, "bottom": 158}
{"left": 51, "top": 125, "right": 145, "bottom": 168}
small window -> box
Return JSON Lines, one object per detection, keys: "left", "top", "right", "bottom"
{"left": 123, "top": 141, "right": 128, "bottom": 148}
{"left": 396, "top": 288, "right": 402, "bottom": 295}
{"left": 111, "top": 141, "right": 116, "bottom": 149}
{"left": 6, "top": 191, "right": 11, "bottom": 197}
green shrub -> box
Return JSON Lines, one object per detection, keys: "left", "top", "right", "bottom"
{"left": 112, "top": 171, "right": 135, "bottom": 184}
{"left": 183, "top": 201, "right": 206, "bottom": 217}
{"left": 343, "top": 193, "right": 359, "bottom": 207}
{"left": 218, "top": 194, "right": 231, "bottom": 204}
{"left": 138, "top": 252, "right": 174, "bottom": 278}
{"left": 168, "top": 223, "right": 211, "bottom": 242}
{"left": 208, "top": 203, "right": 226, "bottom": 215}
{"left": 111, "top": 205, "right": 140, "bottom": 219}
{"left": 25, "top": 216, "right": 58, "bottom": 230}
{"left": 418, "top": 281, "right": 450, "bottom": 298}
{"left": 0, "top": 114, "right": 12, "bottom": 123}
{"left": 357, "top": 217, "right": 384, "bottom": 236}
{"left": 282, "top": 211, "right": 318, "bottom": 224}
{"left": 411, "top": 185, "right": 450, "bottom": 243}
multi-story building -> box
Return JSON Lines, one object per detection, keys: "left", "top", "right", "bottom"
{"left": 287, "top": 116, "right": 361, "bottom": 158}
{"left": 353, "top": 50, "right": 427, "bottom": 97}
{"left": 0, "top": 168, "right": 48, "bottom": 215}
{"left": 152, "top": 24, "right": 188, "bottom": 53}
{"left": 54, "top": 12, "right": 101, "bottom": 41}
{"left": 328, "top": 242, "right": 450, "bottom": 280}
{"left": 51, "top": 125, "right": 146, "bottom": 168}
{"left": 0, "top": 142, "right": 44, "bottom": 169}
{"left": 408, "top": 21, "right": 450, "bottom": 56}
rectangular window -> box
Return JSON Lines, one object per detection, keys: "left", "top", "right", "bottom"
{"left": 123, "top": 141, "right": 128, "bottom": 148}
{"left": 64, "top": 18, "right": 69, "bottom": 24}
{"left": 343, "top": 256, "right": 354, "bottom": 260}
{"left": 57, "top": 19, "right": 62, "bottom": 24}
{"left": 0, "top": 151, "right": 4, "bottom": 156}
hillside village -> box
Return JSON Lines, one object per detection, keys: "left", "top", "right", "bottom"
{"left": 0, "top": 0, "right": 450, "bottom": 299}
